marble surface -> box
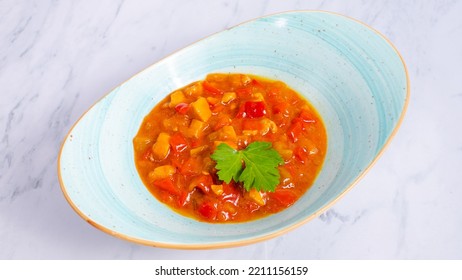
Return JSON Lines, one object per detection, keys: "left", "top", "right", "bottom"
{"left": 1, "top": 0, "right": 461, "bottom": 259}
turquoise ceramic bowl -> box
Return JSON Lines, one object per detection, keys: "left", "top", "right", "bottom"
{"left": 58, "top": 11, "right": 408, "bottom": 248}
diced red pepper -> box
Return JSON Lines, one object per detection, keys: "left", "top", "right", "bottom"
{"left": 293, "top": 111, "right": 315, "bottom": 123}
{"left": 236, "top": 87, "right": 252, "bottom": 97}
{"left": 272, "top": 103, "right": 289, "bottom": 115}
{"left": 272, "top": 189, "right": 297, "bottom": 207}
{"left": 287, "top": 111, "right": 316, "bottom": 142}
{"left": 294, "top": 146, "right": 308, "bottom": 163}
{"left": 202, "top": 81, "right": 223, "bottom": 95}
{"left": 244, "top": 101, "right": 266, "bottom": 118}
{"left": 169, "top": 133, "right": 188, "bottom": 153}
{"left": 191, "top": 174, "right": 213, "bottom": 193}
{"left": 213, "top": 115, "right": 232, "bottom": 130}
{"left": 174, "top": 103, "right": 190, "bottom": 114}
{"left": 177, "top": 191, "right": 191, "bottom": 207}
{"left": 299, "top": 110, "right": 316, "bottom": 123}
{"left": 211, "top": 104, "right": 224, "bottom": 113}
{"left": 236, "top": 103, "right": 247, "bottom": 118}
{"left": 221, "top": 181, "right": 237, "bottom": 194}
{"left": 251, "top": 79, "right": 263, "bottom": 87}
{"left": 170, "top": 154, "right": 184, "bottom": 169}
{"left": 153, "top": 178, "right": 179, "bottom": 196}
{"left": 287, "top": 121, "right": 303, "bottom": 143}
{"left": 179, "top": 157, "right": 202, "bottom": 175}
{"left": 190, "top": 138, "right": 204, "bottom": 148}
{"left": 198, "top": 201, "right": 218, "bottom": 220}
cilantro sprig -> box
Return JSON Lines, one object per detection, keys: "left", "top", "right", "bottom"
{"left": 211, "top": 141, "right": 284, "bottom": 192}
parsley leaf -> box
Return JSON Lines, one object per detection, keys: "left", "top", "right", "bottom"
{"left": 211, "top": 141, "right": 284, "bottom": 192}
{"left": 209, "top": 142, "right": 243, "bottom": 183}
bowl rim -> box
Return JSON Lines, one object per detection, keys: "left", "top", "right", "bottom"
{"left": 57, "top": 10, "right": 410, "bottom": 250}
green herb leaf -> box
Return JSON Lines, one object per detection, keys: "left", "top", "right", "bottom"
{"left": 211, "top": 141, "right": 284, "bottom": 192}
{"left": 210, "top": 142, "right": 243, "bottom": 183}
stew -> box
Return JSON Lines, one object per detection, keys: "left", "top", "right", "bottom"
{"left": 133, "top": 73, "right": 327, "bottom": 222}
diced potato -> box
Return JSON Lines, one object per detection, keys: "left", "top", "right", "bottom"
{"left": 211, "top": 184, "right": 224, "bottom": 196}
{"left": 241, "top": 74, "right": 252, "bottom": 85}
{"left": 148, "top": 165, "right": 176, "bottom": 181}
{"left": 206, "top": 73, "right": 228, "bottom": 82}
{"left": 184, "top": 82, "right": 203, "bottom": 97}
{"left": 188, "top": 119, "right": 208, "bottom": 138}
{"left": 229, "top": 74, "right": 242, "bottom": 88}
{"left": 163, "top": 118, "right": 178, "bottom": 132}
{"left": 260, "top": 118, "right": 278, "bottom": 135}
{"left": 279, "top": 166, "right": 291, "bottom": 181}
{"left": 151, "top": 132, "right": 171, "bottom": 160}
{"left": 228, "top": 74, "right": 251, "bottom": 87}
{"left": 218, "top": 125, "right": 237, "bottom": 141}
{"left": 278, "top": 166, "right": 294, "bottom": 188}
{"left": 133, "top": 136, "right": 152, "bottom": 152}
{"left": 213, "top": 140, "right": 238, "bottom": 150}
{"left": 169, "top": 90, "right": 187, "bottom": 108}
{"left": 279, "top": 149, "right": 293, "bottom": 160}
{"left": 207, "top": 131, "right": 219, "bottom": 141}
{"left": 206, "top": 96, "right": 220, "bottom": 105}
{"left": 191, "top": 97, "right": 212, "bottom": 122}
{"left": 251, "top": 92, "right": 265, "bottom": 102}
{"left": 223, "top": 202, "right": 237, "bottom": 214}
{"left": 273, "top": 140, "right": 293, "bottom": 160}
{"left": 272, "top": 141, "right": 282, "bottom": 151}
{"left": 242, "top": 130, "right": 258, "bottom": 136}
{"left": 248, "top": 189, "right": 266, "bottom": 206}
{"left": 221, "top": 92, "right": 236, "bottom": 104}
{"left": 190, "top": 145, "right": 208, "bottom": 156}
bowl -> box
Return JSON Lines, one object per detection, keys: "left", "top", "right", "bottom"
{"left": 58, "top": 11, "right": 409, "bottom": 249}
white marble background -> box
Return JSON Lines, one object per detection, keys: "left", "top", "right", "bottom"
{"left": 1, "top": 0, "right": 461, "bottom": 259}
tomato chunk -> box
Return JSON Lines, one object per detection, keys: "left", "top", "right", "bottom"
{"left": 152, "top": 178, "right": 179, "bottom": 196}
{"left": 198, "top": 201, "right": 218, "bottom": 220}
{"left": 234, "top": 100, "right": 266, "bottom": 119}
{"left": 202, "top": 81, "right": 223, "bottom": 95}
{"left": 272, "top": 189, "right": 297, "bottom": 207}
{"left": 177, "top": 191, "right": 191, "bottom": 207}
{"left": 299, "top": 110, "right": 316, "bottom": 123}
{"left": 244, "top": 101, "right": 266, "bottom": 118}
{"left": 169, "top": 133, "right": 188, "bottom": 153}
{"left": 294, "top": 146, "right": 308, "bottom": 163}
{"left": 236, "top": 87, "right": 252, "bottom": 98}
{"left": 287, "top": 121, "right": 303, "bottom": 143}
{"left": 190, "top": 174, "right": 213, "bottom": 193}
{"left": 179, "top": 157, "right": 202, "bottom": 175}
{"left": 174, "top": 103, "right": 190, "bottom": 114}
{"left": 272, "top": 103, "right": 289, "bottom": 115}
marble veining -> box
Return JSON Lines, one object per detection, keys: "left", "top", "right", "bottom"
{"left": 1, "top": 0, "right": 462, "bottom": 259}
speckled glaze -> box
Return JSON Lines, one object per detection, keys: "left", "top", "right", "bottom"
{"left": 58, "top": 11, "right": 408, "bottom": 249}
